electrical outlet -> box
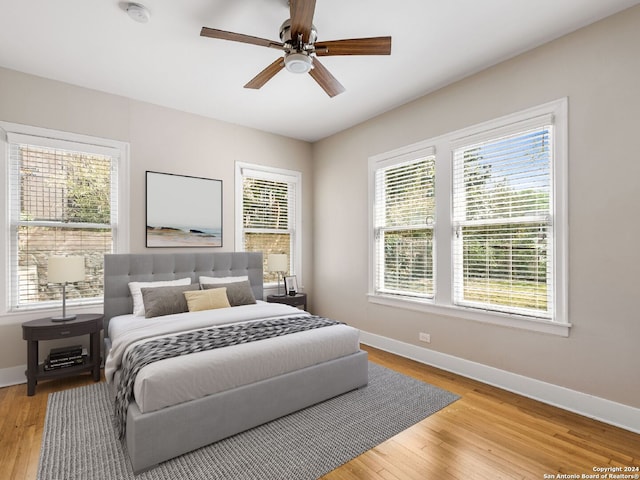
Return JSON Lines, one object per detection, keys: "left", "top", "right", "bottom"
{"left": 419, "top": 332, "right": 431, "bottom": 343}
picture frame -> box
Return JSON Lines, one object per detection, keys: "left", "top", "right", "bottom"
{"left": 284, "top": 275, "right": 298, "bottom": 296}
{"left": 146, "top": 171, "right": 222, "bottom": 248}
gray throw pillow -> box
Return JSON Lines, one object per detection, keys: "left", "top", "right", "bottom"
{"left": 201, "top": 280, "right": 256, "bottom": 306}
{"left": 141, "top": 284, "right": 200, "bottom": 318}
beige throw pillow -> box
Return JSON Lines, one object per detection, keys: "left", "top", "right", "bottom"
{"left": 184, "top": 288, "right": 231, "bottom": 312}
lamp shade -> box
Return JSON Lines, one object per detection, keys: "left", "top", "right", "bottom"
{"left": 266, "top": 254, "right": 288, "bottom": 273}
{"left": 48, "top": 256, "right": 85, "bottom": 284}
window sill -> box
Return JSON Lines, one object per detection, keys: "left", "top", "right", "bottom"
{"left": 367, "top": 293, "right": 571, "bottom": 337}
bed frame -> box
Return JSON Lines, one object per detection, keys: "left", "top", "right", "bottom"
{"left": 103, "top": 252, "right": 369, "bottom": 473}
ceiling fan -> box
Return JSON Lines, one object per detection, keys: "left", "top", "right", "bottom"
{"left": 200, "top": 0, "right": 391, "bottom": 97}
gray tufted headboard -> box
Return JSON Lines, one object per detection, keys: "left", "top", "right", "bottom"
{"left": 103, "top": 252, "right": 263, "bottom": 342}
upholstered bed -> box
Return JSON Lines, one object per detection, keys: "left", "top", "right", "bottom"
{"left": 103, "top": 252, "right": 368, "bottom": 473}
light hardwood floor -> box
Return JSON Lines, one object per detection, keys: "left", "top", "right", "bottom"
{"left": 1, "top": 345, "right": 638, "bottom": 479}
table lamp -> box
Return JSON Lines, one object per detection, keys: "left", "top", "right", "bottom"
{"left": 266, "top": 253, "right": 288, "bottom": 297}
{"left": 48, "top": 255, "right": 85, "bottom": 321}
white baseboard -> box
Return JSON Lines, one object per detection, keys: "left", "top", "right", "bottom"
{"left": 360, "top": 331, "right": 640, "bottom": 434}
{"left": 0, "top": 364, "right": 26, "bottom": 388}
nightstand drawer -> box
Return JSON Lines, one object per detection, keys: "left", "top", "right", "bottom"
{"left": 23, "top": 318, "right": 101, "bottom": 341}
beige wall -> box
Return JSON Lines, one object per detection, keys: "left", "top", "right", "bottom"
{"left": 0, "top": 67, "right": 313, "bottom": 369}
{"left": 312, "top": 6, "right": 640, "bottom": 408}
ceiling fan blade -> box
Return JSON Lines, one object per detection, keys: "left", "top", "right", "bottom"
{"left": 289, "top": 0, "right": 316, "bottom": 44}
{"left": 200, "top": 27, "right": 284, "bottom": 50}
{"left": 244, "top": 58, "right": 285, "bottom": 89}
{"left": 309, "top": 58, "right": 345, "bottom": 98}
{"left": 315, "top": 37, "right": 392, "bottom": 56}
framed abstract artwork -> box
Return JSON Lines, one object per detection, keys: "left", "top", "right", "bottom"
{"left": 146, "top": 171, "right": 222, "bottom": 247}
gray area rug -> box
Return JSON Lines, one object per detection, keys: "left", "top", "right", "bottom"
{"left": 38, "top": 362, "right": 459, "bottom": 480}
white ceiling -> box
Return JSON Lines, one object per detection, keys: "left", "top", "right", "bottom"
{"left": 0, "top": 0, "right": 638, "bottom": 142}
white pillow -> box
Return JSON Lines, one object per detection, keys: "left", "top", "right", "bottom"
{"left": 199, "top": 275, "right": 248, "bottom": 285}
{"left": 128, "top": 277, "right": 191, "bottom": 316}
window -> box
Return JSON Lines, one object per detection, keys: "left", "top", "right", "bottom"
{"left": 373, "top": 150, "right": 435, "bottom": 299}
{"left": 1, "top": 122, "right": 129, "bottom": 313}
{"left": 368, "top": 99, "right": 568, "bottom": 335}
{"left": 453, "top": 123, "right": 553, "bottom": 318}
{"left": 235, "top": 162, "right": 302, "bottom": 285}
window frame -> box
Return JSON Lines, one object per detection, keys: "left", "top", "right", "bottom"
{"left": 368, "top": 99, "right": 569, "bottom": 336}
{"left": 0, "top": 122, "right": 130, "bottom": 316}
{"left": 234, "top": 162, "right": 302, "bottom": 288}
{"left": 373, "top": 147, "right": 436, "bottom": 300}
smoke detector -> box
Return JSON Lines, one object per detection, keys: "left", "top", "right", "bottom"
{"left": 126, "top": 3, "right": 151, "bottom": 23}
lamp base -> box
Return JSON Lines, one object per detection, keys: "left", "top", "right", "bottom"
{"left": 51, "top": 314, "right": 77, "bottom": 322}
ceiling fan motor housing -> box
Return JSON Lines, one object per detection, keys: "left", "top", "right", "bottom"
{"left": 280, "top": 18, "right": 316, "bottom": 74}
{"left": 279, "top": 19, "right": 318, "bottom": 46}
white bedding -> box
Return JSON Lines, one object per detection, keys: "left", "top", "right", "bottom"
{"left": 105, "top": 302, "right": 361, "bottom": 413}
{"left": 105, "top": 301, "right": 301, "bottom": 382}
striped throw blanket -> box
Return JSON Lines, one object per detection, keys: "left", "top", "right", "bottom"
{"left": 114, "top": 314, "right": 342, "bottom": 439}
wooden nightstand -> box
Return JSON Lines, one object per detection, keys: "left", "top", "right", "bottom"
{"left": 266, "top": 293, "right": 308, "bottom": 311}
{"left": 22, "top": 313, "right": 103, "bottom": 396}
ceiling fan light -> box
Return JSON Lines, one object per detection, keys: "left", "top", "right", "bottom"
{"left": 284, "top": 53, "right": 313, "bottom": 74}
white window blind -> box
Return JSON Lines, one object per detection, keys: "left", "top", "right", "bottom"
{"left": 374, "top": 155, "right": 435, "bottom": 298}
{"left": 237, "top": 165, "right": 300, "bottom": 283}
{"left": 7, "top": 133, "right": 119, "bottom": 310}
{"left": 452, "top": 124, "right": 553, "bottom": 318}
